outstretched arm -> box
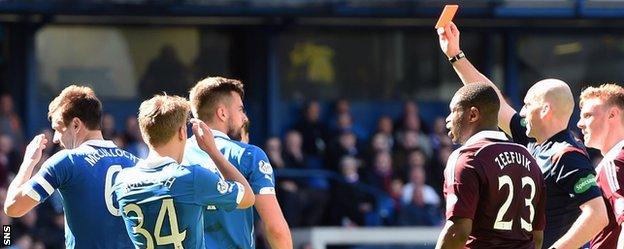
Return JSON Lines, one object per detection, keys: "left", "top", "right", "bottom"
{"left": 437, "top": 22, "right": 517, "bottom": 134}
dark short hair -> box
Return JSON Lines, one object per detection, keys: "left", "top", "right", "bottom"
{"left": 48, "top": 85, "right": 102, "bottom": 130}
{"left": 455, "top": 83, "right": 500, "bottom": 126}
{"left": 189, "top": 77, "right": 244, "bottom": 122}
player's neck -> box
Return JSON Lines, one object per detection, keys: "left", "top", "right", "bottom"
{"left": 206, "top": 120, "right": 227, "bottom": 136}
{"left": 150, "top": 141, "right": 184, "bottom": 163}
{"left": 600, "top": 128, "right": 624, "bottom": 156}
{"left": 535, "top": 121, "right": 567, "bottom": 144}
{"left": 81, "top": 130, "right": 104, "bottom": 143}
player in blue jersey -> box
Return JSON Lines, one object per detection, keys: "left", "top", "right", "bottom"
{"left": 185, "top": 77, "right": 292, "bottom": 249}
{"left": 115, "top": 94, "right": 255, "bottom": 249}
{"left": 4, "top": 85, "right": 139, "bottom": 249}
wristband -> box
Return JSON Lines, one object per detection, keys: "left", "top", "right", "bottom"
{"left": 449, "top": 51, "right": 465, "bottom": 63}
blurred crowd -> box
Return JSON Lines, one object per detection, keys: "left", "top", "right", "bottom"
{"left": 269, "top": 99, "right": 450, "bottom": 228}
{"left": 0, "top": 93, "right": 451, "bottom": 248}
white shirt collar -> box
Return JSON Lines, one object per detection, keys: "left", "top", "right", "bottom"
{"left": 211, "top": 129, "right": 229, "bottom": 139}
{"left": 603, "top": 139, "right": 624, "bottom": 162}
{"left": 138, "top": 154, "right": 177, "bottom": 168}
{"left": 82, "top": 139, "right": 117, "bottom": 148}
{"left": 464, "top": 130, "right": 509, "bottom": 146}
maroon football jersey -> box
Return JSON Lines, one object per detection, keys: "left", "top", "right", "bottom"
{"left": 444, "top": 131, "right": 546, "bottom": 249}
{"left": 591, "top": 140, "right": 624, "bottom": 249}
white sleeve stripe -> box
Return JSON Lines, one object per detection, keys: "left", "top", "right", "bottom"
{"left": 235, "top": 182, "right": 244, "bottom": 204}
{"left": 608, "top": 161, "right": 620, "bottom": 191}
{"left": 25, "top": 187, "right": 41, "bottom": 202}
{"left": 258, "top": 187, "right": 276, "bottom": 195}
{"left": 445, "top": 149, "right": 462, "bottom": 185}
{"left": 34, "top": 175, "right": 54, "bottom": 195}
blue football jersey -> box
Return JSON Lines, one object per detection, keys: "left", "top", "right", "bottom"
{"left": 114, "top": 156, "right": 243, "bottom": 249}
{"left": 183, "top": 130, "right": 276, "bottom": 249}
{"left": 26, "top": 140, "right": 139, "bottom": 249}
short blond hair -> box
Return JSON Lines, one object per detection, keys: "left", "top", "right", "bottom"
{"left": 138, "top": 95, "right": 190, "bottom": 147}
{"left": 189, "top": 77, "right": 244, "bottom": 122}
{"left": 580, "top": 83, "right": 624, "bottom": 110}
{"left": 48, "top": 85, "right": 102, "bottom": 130}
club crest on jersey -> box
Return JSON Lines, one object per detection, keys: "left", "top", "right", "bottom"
{"left": 258, "top": 160, "right": 273, "bottom": 175}
{"left": 217, "top": 180, "right": 230, "bottom": 194}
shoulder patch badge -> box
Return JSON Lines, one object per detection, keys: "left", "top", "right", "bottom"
{"left": 217, "top": 180, "right": 230, "bottom": 194}
{"left": 258, "top": 160, "right": 273, "bottom": 175}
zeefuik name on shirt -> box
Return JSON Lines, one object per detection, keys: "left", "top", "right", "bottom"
{"left": 84, "top": 148, "right": 139, "bottom": 167}
{"left": 494, "top": 151, "right": 532, "bottom": 170}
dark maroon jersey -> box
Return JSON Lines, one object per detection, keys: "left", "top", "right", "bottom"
{"left": 591, "top": 140, "right": 624, "bottom": 249}
{"left": 444, "top": 131, "right": 546, "bottom": 249}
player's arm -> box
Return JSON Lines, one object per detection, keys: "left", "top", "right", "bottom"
{"left": 4, "top": 134, "right": 46, "bottom": 217}
{"left": 437, "top": 22, "right": 517, "bottom": 134}
{"left": 533, "top": 230, "right": 543, "bottom": 249}
{"left": 551, "top": 196, "right": 607, "bottom": 248}
{"left": 435, "top": 217, "right": 472, "bottom": 249}
{"left": 436, "top": 153, "right": 480, "bottom": 249}
{"left": 255, "top": 195, "right": 292, "bottom": 249}
{"left": 246, "top": 147, "right": 292, "bottom": 248}
{"left": 191, "top": 119, "right": 254, "bottom": 208}
{"left": 551, "top": 153, "right": 608, "bottom": 248}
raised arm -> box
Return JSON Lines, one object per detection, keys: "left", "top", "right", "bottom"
{"left": 191, "top": 119, "right": 255, "bottom": 208}
{"left": 4, "top": 134, "right": 46, "bottom": 217}
{"left": 437, "top": 22, "right": 517, "bottom": 134}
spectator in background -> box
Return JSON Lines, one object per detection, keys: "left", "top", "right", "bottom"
{"left": 282, "top": 129, "right": 328, "bottom": 226}
{"left": 101, "top": 113, "right": 117, "bottom": 140}
{"left": 398, "top": 165, "right": 442, "bottom": 226}
{"left": 330, "top": 156, "right": 374, "bottom": 227}
{"left": 0, "top": 134, "right": 19, "bottom": 185}
{"left": 294, "top": 100, "right": 329, "bottom": 159}
{"left": 265, "top": 136, "right": 303, "bottom": 228}
{"left": 430, "top": 116, "right": 452, "bottom": 151}
{"left": 393, "top": 130, "right": 430, "bottom": 175}
{"left": 138, "top": 45, "right": 193, "bottom": 99}
{"left": 396, "top": 114, "right": 433, "bottom": 158}
{"left": 0, "top": 94, "right": 24, "bottom": 148}
{"left": 283, "top": 130, "right": 307, "bottom": 170}
{"left": 123, "top": 116, "right": 148, "bottom": 159}
{"left": 326, "top": 131, "right": 360, "bottom": 173}
{"left": 329, "top": 99, "right": 350, "bottom": 131}
{"left": 375, "top": 116, "right": 395, "bottom": 147}
{"left": 394, "top": 100, "right": 429, "bottom": 135}
{"left": 365, "top": 151, "right": 394, "bottom": 194}
{"left": 429, "top": 145, "right": 451, "bottom": 198}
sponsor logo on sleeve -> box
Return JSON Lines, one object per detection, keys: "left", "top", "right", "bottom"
{"left": 258, "top": 160, "right": 273, "bottom": 175}
{"left": 574, "top": 174, "right": 598, "bottom": 194}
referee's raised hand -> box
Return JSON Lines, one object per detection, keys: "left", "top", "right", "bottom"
{"left": 437, "top": 21, "right": 461, "bottom": 58}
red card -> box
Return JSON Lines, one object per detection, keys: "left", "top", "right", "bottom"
{"left": 435, "top": 5, "right": 459, "bottom": 29}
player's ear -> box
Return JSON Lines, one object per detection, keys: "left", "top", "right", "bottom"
{"left": 178, "top": 124, "right": 186, "bottom": 141}
{"left": 216, "top": 104, "right": 227, "bottom": 122}
{"left": 71, "top": 117, "right": 81, "bottom": 131}
{"left": 609, "top": 106, "right": 619, "bottom": 120}
{"left": 540, "top": 103, "right": 550, "bottom": 118}
{"left": 468, "top": 106, "right": 479, "bottom": 123}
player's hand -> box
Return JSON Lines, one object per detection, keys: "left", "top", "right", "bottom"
{"left": 437, "top": 21, "right": 461, "bottom": 58}
{"left": 23, "top": 134, "right": 47, "bottom": 164}
{"left": 190, "top": 118, "right": 218, "bottom": 153}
